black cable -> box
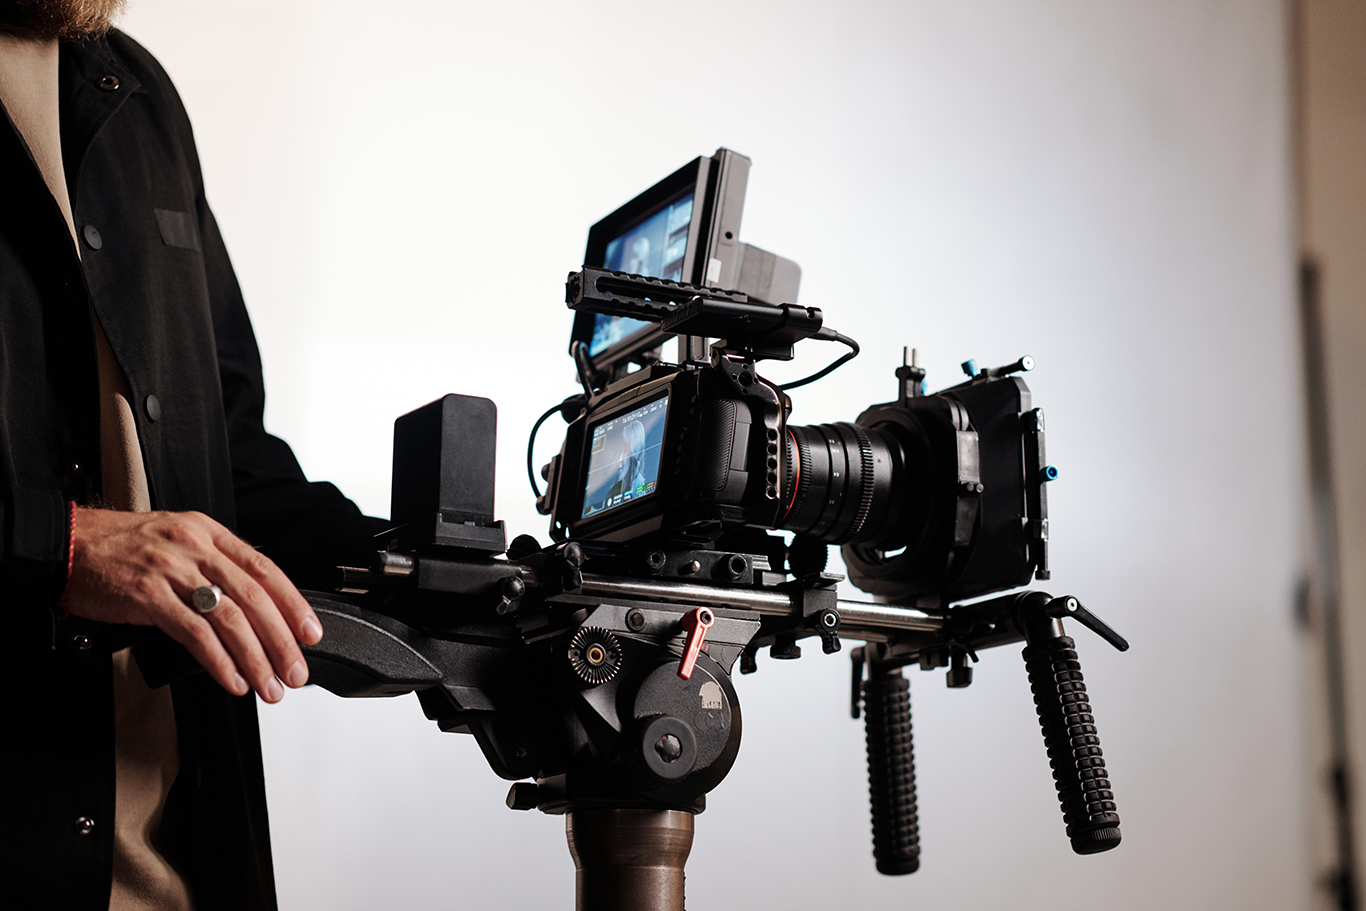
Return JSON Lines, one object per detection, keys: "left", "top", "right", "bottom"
{"left": 571, "top": 340, "right": 600, "bottom": 396}
{"left": 527, "top": 401, "right": 565, "bottom": 499}
{"left": 780, "top": 330, "right": 860, "bottom": 390}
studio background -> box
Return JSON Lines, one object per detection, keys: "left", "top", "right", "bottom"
{"left": 119, "top": 1, "right": 1307, "bottom": 908}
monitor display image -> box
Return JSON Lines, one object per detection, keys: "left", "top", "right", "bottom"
{"left": 580, "top": 395, "right": 669, "bottom": 519}
{"left": 588, "top": 192, "right": 695, "bottom": 356}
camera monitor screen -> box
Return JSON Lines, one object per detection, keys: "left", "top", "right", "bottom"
{"left": 572, "top": 149, "right": 750, "bottom": 371}
{"left": 580, "top": 395, "right": 669, "bottom": 519}
{"left": 588, "top": 191, "right": 695, "bottom": 356}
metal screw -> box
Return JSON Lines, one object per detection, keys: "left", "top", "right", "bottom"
{"left": 380, "top": 552, "right": 416, "bottom": 577}
{"left": 654, "top": 734, "right": 683, "bottom": 763}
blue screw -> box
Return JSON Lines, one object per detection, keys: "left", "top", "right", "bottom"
{"left": 961, "top": 358, "right": 978, "bottom": 377}
{"left": 1039, "top": 465, "right": 1059, "bottom": 483}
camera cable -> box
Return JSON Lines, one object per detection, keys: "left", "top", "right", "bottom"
{"left": 527, "top": 395, "right": 587, "bottom": 497}
{"left": 779, "top": 328, "right": 860, "bottom": 391}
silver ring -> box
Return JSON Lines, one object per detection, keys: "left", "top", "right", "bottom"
{"left": 191, "top": 584, "right": 223, "bottom": 614}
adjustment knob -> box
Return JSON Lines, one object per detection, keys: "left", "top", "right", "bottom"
{"left": 567, "top": 628, "right": 623, "bottom": 686}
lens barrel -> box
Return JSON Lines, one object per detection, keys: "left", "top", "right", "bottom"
{"left": 780, "top": 422, "right": 901, "bottom": 546}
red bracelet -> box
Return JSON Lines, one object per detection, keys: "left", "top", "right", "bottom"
{"left": 66, "top": 501, "right": 77, "bottom": 582}
{"left": 54, "top": 502, "right": 78, "bottom": 621}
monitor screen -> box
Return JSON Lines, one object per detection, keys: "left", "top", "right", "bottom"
{"left": 588, "top": 191, "right": 695, "bottom": 356}
{"left": 580, "top": 394, "right": 669, "bottom": 519}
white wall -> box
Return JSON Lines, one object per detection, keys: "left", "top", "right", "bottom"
{"left": 119, "top": 1, "right": 1308, "bottom": 908}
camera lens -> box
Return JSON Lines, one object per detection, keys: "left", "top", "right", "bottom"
{"left": 780, "top": 422, "right": 903, "bottom": 545}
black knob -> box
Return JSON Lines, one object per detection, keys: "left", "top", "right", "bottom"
{"left": 815, "top": 608, "right": 842, "bottom": 654}
{"left": 739, "top": 646, "right": 758, "bottom": 675}
{"left": 506, "top": 782, "right": 539, "bottom": 811}
{"left": 946, "top": 650, "right": 973, "bottom": 688}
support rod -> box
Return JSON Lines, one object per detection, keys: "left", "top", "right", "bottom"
{"left": 576, "top": 573, "right": 945, "bottom": 631}
{"left": 565, "top": 809, "right": 694, "bottom": 911}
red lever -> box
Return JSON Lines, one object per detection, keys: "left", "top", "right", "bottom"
{"left": 678, "top": 607, "right": 715, "bottom": 680}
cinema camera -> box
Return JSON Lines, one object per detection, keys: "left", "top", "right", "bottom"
{"left": 300, "top": 149, "right": 1130, "bottom": 911}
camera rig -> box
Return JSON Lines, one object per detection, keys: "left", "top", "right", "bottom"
{"left": 297, "top": 150, "right": 1130, "bottom": 910}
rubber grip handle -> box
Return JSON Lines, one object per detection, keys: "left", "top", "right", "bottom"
{"left": 863, "top": 667, "right": 920, "bottom": 874}
{"left": 1021, "top": 635, "right": 1122, "bottom": 854}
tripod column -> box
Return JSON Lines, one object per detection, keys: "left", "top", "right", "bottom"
{"left": 565, "top": 808, "right": 694, "bottom": 911}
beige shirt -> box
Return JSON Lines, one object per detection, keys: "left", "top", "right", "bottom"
{"left": 0, "top": 32, "right": 192, "bottom": 911}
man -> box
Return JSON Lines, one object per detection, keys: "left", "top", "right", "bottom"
{"left": 1, "top": 2, "right": 383, "bottom": 908}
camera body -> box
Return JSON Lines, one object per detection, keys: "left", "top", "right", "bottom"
{"left": 540, "top": 354, "right": 785, "bottom": 544}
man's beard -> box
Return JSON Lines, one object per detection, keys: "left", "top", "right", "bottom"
{"left": 0, "top": 0, "right": 126, "bottom": 41}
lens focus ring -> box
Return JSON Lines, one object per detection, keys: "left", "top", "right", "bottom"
{"left": 849, "top": 422, "right": 876, "bottom": 539}
{"left": 782, "top": 421, "right": 891, "bottom": 545}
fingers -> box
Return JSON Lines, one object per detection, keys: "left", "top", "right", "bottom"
{"left": 197, "top": 556, "right": 307, "bottom": 696}
{"left": 214, "top": 528, "right": 323, "bottom": 645}
{"left": 177, "top": 511, "right": 319, "bottom": 695}
{"left": 153, "top": 583, "right": 251, "bottom": 698}
{"left": 184, "top": 590, "right": 287, "bottom": 703}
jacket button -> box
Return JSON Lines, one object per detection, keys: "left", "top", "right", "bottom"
{"left": 97, "top": 75, "right": 119, "bottom": 91}
{"left": 74, "top": 816, "right": 96, "bottom": 835}
{"left": 144, "top": 394, "right": 161, "bottom": 422}
{"left": 82, "top": 224, "right": 103, "bottom": 250}
{"left": 65, "top": 459, "right": 82, "bottom": 477}
{"left": 72, "top": 635, "right": 92, "bottom": 651}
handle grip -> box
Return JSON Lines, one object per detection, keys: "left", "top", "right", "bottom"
{"left": 863, "top": 666, "right": 920, "bottom": 874}
{"left": 1021, "top": 634, "right": 1122, "bottom": 854}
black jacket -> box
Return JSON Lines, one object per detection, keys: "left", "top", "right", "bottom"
{"left": 1, "top": 32, "right": 382, "bottom": 910}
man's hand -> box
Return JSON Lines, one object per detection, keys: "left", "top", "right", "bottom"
{"left": 62, "top": 507, "right": 324, "bottom": 703}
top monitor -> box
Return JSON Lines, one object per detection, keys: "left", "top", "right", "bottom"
{"left": 572, "top": 148, "right": 751, "bottom": 373}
